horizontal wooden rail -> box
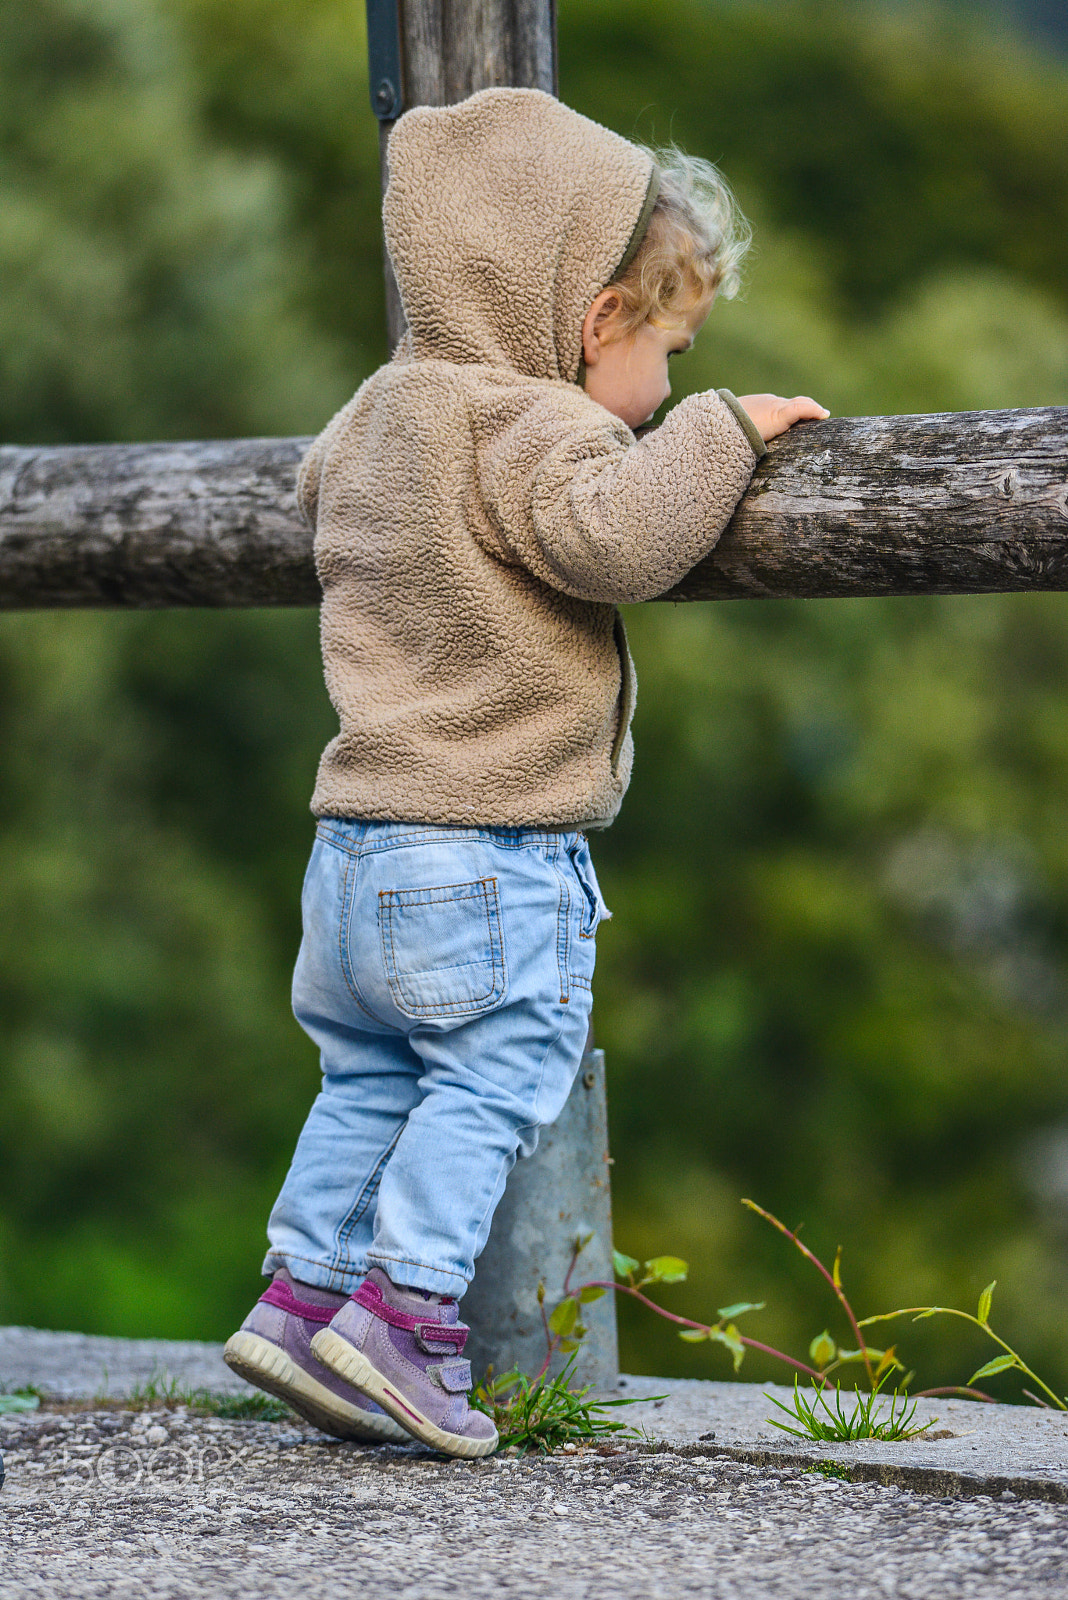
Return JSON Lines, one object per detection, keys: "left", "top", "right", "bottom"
{"left": 1, "top": 407, "right": 1065, "bottom": 609}
{"left": 0, "top": 437, "right": 313, "bottom": 610}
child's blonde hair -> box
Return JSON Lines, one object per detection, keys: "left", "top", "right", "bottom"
{"left": 608, "top": 146, "right": 750, "bottom": 333}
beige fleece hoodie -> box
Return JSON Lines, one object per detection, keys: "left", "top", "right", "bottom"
{"left": 299, "top": 89, "right": 760, "bottom": 829}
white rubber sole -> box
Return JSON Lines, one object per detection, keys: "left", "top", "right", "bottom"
{"left": 223, "top": 1330, "right": 408, "bottom": 1445}
{"left": 310, "top": 1327, "right": 498, "bottom": 1460}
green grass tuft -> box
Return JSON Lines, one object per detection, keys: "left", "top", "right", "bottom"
{"left": 767, "top": 1375, "right": 933, "bottom": 1443}
{"left": 92, "top": 1367, "right": 292, "bottom": 1422}
{"left": 472, "top": 1355, "right": 652, "bottom": 1455}
{"left": 804, "top": 1458, "right": 853, "bottom": 1481}
{"left": 0, "top": 1387, "right": 42, "bottom": 1414}
{"left": 202, "top": 1392, "right": 292, "bottom": 1421}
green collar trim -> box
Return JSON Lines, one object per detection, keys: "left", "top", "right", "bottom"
{"left": 614, "top": 165, "right": 661, "bottom": 282}
{"left": 575, "top": 164, "right": 661, "bottom": 390}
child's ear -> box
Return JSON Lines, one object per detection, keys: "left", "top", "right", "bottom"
{"left": 581, "top": 289, "right": 625, "bottom": 367}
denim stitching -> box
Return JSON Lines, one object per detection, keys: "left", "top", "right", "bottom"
{"left": 470, "top": 991, "right": 586, "bottom": 1257}
{"left": 316, "top": 819, "right": 371, "bottom": 855}
{"left": 551, "top": 840, "right": 571, "bottom": 1004}
{"left": 264, "top": 1248, "right": 358, "bottom": 1293}
{"left": 365, "top": 1251, "right": 469, "bottom": 1287}
{"left": 564, "top": 839, "right": 601, "bottom": 940}
{"left": 487, "top": 875, "right": 509, "bottom": 1004}
{"left": 316, "top": 821, "right": 577, "bottom": 856}
{"left": 383, "top": 881, "right": 496, "bottom": 903}
{"left": 364, "top": 828, "right": 564, "bottom": 851}
{"left": 335, "top": 843, "right": 389, "bottom": 1026}
{"left": 333, "top": 1122, "right": 405, "bottom": 1272}
{"left": 366, "top": 834, "right": 527, "bottom": 856}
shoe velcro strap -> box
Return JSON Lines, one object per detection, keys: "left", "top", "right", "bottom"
{"left": 429, "top": 1359, "right": 473, "bottom": 1394}
{"left": 414, "top": 1322, "right": 469, "bottom": 1355}
{"left": 352, "top": 1279, "right": 468, "bottom": 1350}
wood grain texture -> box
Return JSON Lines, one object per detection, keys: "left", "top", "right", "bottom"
{"left": 0, "top": 436, "right": 315, "bottom": 609}
{"left": 399, "top": 0, "right": 556, "bottom": 104}
{"left": 674, "top": 406, "right": 1068, "bottom": 601}
{"left": 379, "top": 1, "right": 557, "bottom": 347}
{"left": 2, "top": 408, "right": 1065, "bottom": 609}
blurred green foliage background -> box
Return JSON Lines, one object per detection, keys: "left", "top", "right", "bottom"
{"left": 3, "top": 0, "right": 1068, "bottom": 1399}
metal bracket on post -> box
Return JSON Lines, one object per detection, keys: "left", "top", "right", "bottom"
{"left": 366, "top": 0, "right": 404, "bottom": 120}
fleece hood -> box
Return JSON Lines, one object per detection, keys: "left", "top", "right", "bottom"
{"left": 383, "top": 88, "right": 657, "bottom": 384}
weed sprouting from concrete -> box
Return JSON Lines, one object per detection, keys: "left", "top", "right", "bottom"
{"left": 97, "top": 1368, "right": 291, "bottom": 1421}
{"left": 767, "top": 1374, "right": 931, "bottom": 1442}
{"left": 860, "top": 1285, "right": 1068, "bottom": 1413}
{"left": 471, "top": 1354, "right": 649, "bottom": 1455}
{"left": 537, "top": 1196, "right": 1066, "bottom": 1447}
{"left": 0, "top": 1386, "right": 41, "bottom": 1414}
{"left": 804, "top": 1458, "right": 853, "bottom": 1481}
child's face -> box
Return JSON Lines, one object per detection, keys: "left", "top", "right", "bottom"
{"left": 582, "top": 294, "right": 711, "bottom": 430}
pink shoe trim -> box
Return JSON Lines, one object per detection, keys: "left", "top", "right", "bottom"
{"left": 260, "top": 1278, "right": 338, "bottom": 1325}
{"left": 380, "top": 1384, "right": 426, "bottom": 1427}
{"left": 351, "top": 1279, "right": 468, "bottom": 1351}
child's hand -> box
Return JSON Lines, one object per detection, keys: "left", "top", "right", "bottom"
{"left": 737, "top": 394, "right": 830, "bottom": 442}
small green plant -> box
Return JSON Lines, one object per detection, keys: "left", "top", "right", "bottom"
{"left": 744, "top": 1202, "right": 1066, "bottom": 1410}
{"left": 465, "top": 1239, "right": 663, "bottom": 1455}
{"left": 545, "top": 1237, "right": 829, "bottom": 1388}
{"left": 203, "top": 1391, "right": 292, "bottom": 1421}
{"left": 471, "top": 1355, "right": 647, "bottom": 1455}
{"left": 0, "top": 1387, "right": 41, "bottom": 1415}
{"left": 487, "top": 1193, "right": 1065, "bottom": 1456}
{"left": 123, "top": 1371, "right": 189, "bottom": 1410}
{"left": 107, "top": 1368, "right": 292, "bottom": 1421}
{"left": 767, "top": 1373, "right": 932, "bottom": 1443}
{"left": 740, "top": 1201, "right": 911, "bottom": 1394}
{"left": 860, "top": 1282, "right": 1067, "bottom": 1412}
{"left": 804, "top": 1458, "right": 853, "bottom": 1482}
{"left": 547, "top": 1198, "right": 1066, "bottom": 1428}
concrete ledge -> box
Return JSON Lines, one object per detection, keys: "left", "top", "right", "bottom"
{"left": 0, "top": 1324, "right": 247, "bottom": 1401}
{"left": 615, "top": 1374, "right": 1068, "bottom": 1505}
{"left": 3, "top": 1326, "right": 1067, "bottom": 1503}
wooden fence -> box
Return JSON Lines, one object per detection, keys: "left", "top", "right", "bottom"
{"left": 3, "top": 406, "right": 1065, "bottom": 610}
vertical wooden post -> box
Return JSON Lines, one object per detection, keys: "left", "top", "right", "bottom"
{"left": 363, "top": 0, "right": 619, "bottom": 1388}
{"left": 370, "top": 1, "right": 558, "bottom": 348}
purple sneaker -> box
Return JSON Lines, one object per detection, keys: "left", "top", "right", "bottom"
{"left": 310, "top": 1268, "right": 499, "bottom": 1459}
{"left": 223, "top": 1268, "right": 409, "bottom": 1445}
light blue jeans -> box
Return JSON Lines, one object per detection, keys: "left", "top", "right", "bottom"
{"left": 263, "top": 819, "right": 607, "bottom": 1299}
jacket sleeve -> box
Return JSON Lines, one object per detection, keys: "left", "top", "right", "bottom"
{"left": 475, "top": 387, "right": 761, "bottom": 604}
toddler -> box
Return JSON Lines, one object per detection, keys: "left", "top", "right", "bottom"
{"left": 225, "top": 88, "right": 827, "bottom": 1458}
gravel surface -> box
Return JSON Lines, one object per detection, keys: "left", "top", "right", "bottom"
{"left": 3, "top": 1406, "right": 1068, "bottom": 1599}
{"left": 5, "top": 1325, "right": 1068, "bottom": 1502}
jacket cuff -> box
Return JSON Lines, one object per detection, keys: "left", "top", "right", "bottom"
{"left": 716, "top": 389, "right": 767, "bottom": 460}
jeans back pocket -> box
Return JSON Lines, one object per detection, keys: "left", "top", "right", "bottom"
{"left": 379, "top": 877, "right": 507, "bottom": 1019}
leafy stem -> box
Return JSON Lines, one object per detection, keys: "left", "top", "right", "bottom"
{"left": 471, "top": 1355, "right": 648, "bottom": 1455}
{"left": 570, "top": 1276, "right": 828, "bottom": 1386}
{"left": 741, "top": 1198, "right": 876, "bottom": 1390}
{"left": 529, "top": 1201, "right": 1065, "bottom": 1449}
{"left": 859, "top": 1302, "right": 1066, "bottom": 1412}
